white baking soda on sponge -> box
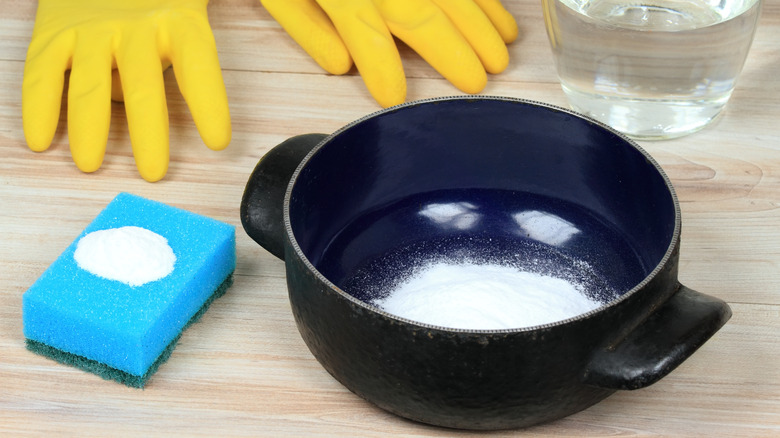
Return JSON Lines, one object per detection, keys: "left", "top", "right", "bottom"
{"left": 23, "top": 193, "right": 235, "bottom": 388}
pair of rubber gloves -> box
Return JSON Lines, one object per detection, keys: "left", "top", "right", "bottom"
{"left": 23, "top": 0, "right": 517, "bottom": 181}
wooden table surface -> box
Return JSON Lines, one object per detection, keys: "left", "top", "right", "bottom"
{"left": 2, "top": 0, "right": 778, "bottom": 436}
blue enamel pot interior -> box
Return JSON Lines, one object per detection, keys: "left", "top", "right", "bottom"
{"left": 240, "top": 96, "right": 731, "bottom": 430}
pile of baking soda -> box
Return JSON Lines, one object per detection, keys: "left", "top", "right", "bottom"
{"left": 370, "top": 261, "right": 602, "bottom": 330}
{"left": 74, "top": 226, "right": 176, "bottom": 287}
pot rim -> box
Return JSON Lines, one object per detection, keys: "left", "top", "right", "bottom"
{"left": 282, "top": 95, "right": 683, "bottom": 334}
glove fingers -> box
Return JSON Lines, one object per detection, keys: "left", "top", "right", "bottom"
{"left": 111, "top": 69, "right": 124, "bottom": 102}
{"left": 167, "top": 17, "right": 231, "bottom": 151}
{"left": 116, "top": 30, "right": 169, "bottom": 182}
{"left": 262, "top": 0, "right": 352, "bottom": 75}
{"left": 22, "top": 32, "right": 73, "bottom": 152}
{"left": 471, "top": 0, "right": 519, "bottom": 44}
{"left": 319, "top": 0, "right": 406, "bottom": 107}
{"left": 68, "top": 31, "right": 112, "bottom": 173}
{"left": 430, "top": 0, "right": 509, "bottom": 74}
{"left": 111, "top": 61, "right": 172, "bottom": 103}
{"left": 375, "top": 0, "right": 486, "bottom": 95}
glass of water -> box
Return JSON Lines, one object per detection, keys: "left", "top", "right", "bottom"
{"left": 542, "top": 0, "right": 763, "bottom": 140}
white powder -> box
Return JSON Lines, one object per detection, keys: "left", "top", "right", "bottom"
{"left": 73, "top": 226, "right": 176, "bottom": 287}
{"left": 371, "top": 262, "right": 602, "bottom": 330}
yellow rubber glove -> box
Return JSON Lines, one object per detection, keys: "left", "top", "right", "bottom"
{"left": 261, "top": 0, "right": 518, "bottom": 108}
{"left": 23, "top": 0, "right": 231, "bottom": 182}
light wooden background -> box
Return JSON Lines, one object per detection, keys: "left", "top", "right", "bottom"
{"left": 1, "top": 0, "right": 778, "bottom": 436}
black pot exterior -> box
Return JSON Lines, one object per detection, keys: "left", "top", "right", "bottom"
{"left": 241, "top": 96, "right": 731, "bottom": 430}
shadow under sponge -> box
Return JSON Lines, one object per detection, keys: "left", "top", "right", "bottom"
{"left": 22, "top": 193, "right": 236, "bottom": 388}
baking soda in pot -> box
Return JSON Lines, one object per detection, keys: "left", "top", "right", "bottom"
{"left": 370, "top": 261, "right": 603, "bottom": 330}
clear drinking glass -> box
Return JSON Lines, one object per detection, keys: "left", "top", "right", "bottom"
{"left": 542, "top": 0, "right": 763, "bottom": 140}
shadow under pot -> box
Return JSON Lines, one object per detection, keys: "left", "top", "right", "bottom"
{"left": 240, "top": 96, "right": 731, "bottom": 430}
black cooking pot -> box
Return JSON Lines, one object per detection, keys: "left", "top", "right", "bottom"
{"left": 240, "top": 96, "right": 731, "bottom": 430}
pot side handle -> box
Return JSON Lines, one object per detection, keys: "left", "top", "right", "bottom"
{"left": 583, "top": 285, "right": 732, "bottom": 390}
{"left": 240, "top": 133, "right": 328, "bottom": 260}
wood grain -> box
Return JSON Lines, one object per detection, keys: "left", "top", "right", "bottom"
{"left": 1, "top": 0, "right": 778, "bottom": 436}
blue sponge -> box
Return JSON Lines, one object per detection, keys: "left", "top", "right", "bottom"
{"left": 23, "top": 193, "right": 236, "bottom": 387}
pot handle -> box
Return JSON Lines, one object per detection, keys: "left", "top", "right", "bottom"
{"left": 583, "top": 285, "right": 731, "bottom": 390}
{"left": 240, "top": 133, "right": 328, "bottom": 260}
